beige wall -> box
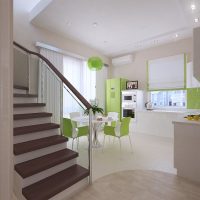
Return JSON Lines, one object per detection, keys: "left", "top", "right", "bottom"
{"left": 0, "top": 0, "right": 13, "bottom": 199}
{"left": 110, "top": 38, "right": 193, "bottom": 90}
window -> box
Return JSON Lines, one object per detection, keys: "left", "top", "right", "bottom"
{"left": 63, "top": 56, "right": 96, "bottom": 115}
{"left": 150, "top": 90, "right": 186, "bottom": 108}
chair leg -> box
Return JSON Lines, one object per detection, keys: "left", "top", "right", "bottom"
{"left": 118, "top": 137, "right": 121, "bottom": 152}
{"left": 72, "top": 138, "right": 74, "bottom": 150}
{"left": 128, "top": 135, "right": 133, "bottom": 152}
{"left": 103, "top": 135, "right": 106, "bottom": 147}
{"left": 77, "top": 137, "right": 79, "bottom": 150}
{"left": 113, "top": 137, "right": 115, "bottom": 144}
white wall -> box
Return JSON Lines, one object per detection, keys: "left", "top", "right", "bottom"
{"left": 110, "top": 38, "right": 193, "bottom": 90}
{"left": 0, "top": 0, "right": 13, "bottom": 199}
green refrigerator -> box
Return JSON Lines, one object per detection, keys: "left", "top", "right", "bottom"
{"left": 106, "top": 78, "right": 127, "bottom": 119}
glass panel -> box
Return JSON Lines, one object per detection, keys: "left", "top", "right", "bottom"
{"left": 38, "top": 59, "right": 90, "bottom": 171}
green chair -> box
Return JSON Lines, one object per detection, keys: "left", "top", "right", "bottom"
{"left": 103, "top": 117, "right": 132, "bottom": 151}
{"left": 63, "top": 118, "right": 89, "bottom": 150}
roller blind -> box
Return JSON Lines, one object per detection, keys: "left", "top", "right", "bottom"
{"left": 148, "top": 54, "right": 185, "bottom": 90}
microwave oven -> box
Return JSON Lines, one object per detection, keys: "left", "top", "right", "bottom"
{"left": 122, "top": 91, "right": 137, "bottom": 103}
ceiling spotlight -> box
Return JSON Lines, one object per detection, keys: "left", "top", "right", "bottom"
{"left": 191, "top": 3, "right": 196, "bottom": 10}
{"left": 175, "top": 34, "right": 179, "bottom": 38}
{"left": 66, "top": 21, "right": 71, "bottom": 26}
{"left": 93, "top": 22, "right": 98, "bottom": 27}
{"left": 194, "top": 18, "right": 199, "bottom": 23}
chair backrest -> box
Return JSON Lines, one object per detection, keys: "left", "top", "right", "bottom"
{"left": 120, "top": 117, "right": 131, "bottom": 136}
{"left": 63, "top": 118, "right": 73, "bottom": 138}
{"left": 69, "top": 112, "right": 81, "bottom": 128}
{"left": 108, "top": 112, "right": 118, "bottom": 120}
{"left": 69, "top": 112, "right": 81, "bottom": 119}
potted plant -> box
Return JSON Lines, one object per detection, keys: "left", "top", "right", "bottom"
{"left": 84, "top": 104, "right": 104, "bottom": 118}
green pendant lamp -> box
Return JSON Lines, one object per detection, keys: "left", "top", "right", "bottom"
{"left": 87, "top": 56, "right": 103, "bottom": 71}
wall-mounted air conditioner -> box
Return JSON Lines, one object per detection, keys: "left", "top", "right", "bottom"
{"left": 112, "top": 54, "right": 134, "bottom": 66}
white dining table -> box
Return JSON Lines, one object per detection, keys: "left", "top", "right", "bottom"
{"left": 71, "top": 116, "right": 115, "bottom": 148}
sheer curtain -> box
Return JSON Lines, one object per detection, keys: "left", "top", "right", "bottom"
{"left": 63, "top": 56, "right": 96, "bottom": 116}
{"left": 39, "top": 48, "right": 64, "bottom": 123}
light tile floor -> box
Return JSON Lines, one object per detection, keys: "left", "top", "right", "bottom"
{"left": 69, "top": 131, "right": 176, "bottom": 181}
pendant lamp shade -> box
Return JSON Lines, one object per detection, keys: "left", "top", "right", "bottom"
{"left": 87, "top": 57, "right": 103, "bottom": 71}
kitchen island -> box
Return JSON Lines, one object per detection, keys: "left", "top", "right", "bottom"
{"left": 173, "top": 119, "right": 200, "bottom": 183}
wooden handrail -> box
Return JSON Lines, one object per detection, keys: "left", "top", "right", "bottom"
{"left": 13, "top": 41, "right": 92, "bottom": 109}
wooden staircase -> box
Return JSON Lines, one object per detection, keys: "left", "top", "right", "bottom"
{"left": 13, "top": 86, "right": 89, "bottom": 200}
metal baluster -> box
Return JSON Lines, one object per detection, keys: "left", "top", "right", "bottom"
{"left": 88, "top": 108, "right": 93, "bottom": 184}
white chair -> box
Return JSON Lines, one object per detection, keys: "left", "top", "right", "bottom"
{"left": 107, "top": 112, "right": 119, "bottom": 126}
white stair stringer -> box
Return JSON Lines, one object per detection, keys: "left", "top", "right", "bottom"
{"left": 14, "top": 158, "right": 77, "bottom": 189}
{"left": 14, "top": 142, "right": 67, "bottom": 164}
{"left": 14, "top": 129, "right": 59, "bottom": 144}
{"left": 14, "top": 116, "right": 52, "bottom": 128}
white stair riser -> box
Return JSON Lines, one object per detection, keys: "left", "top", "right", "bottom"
{"left": 14, "top": 97, "right": 38, "bottom": 104}
{"left": 14, "top": 89, "right": 27, "bottom": 94}
{"left": 50, "top": 178, "right": 89, "bottom": 200}
{"left": 14, "top": 107, "right": 46, "bottom": 114}
{"left": 15, "top": 159, "right": 77, "bottom": 188}
{"left": 14, "top": 143, "right": 67, "bottom": 164}
{"left": 14, "top": 129, "right": 59, "bottom": 144}
{"left": 14, "top": 117, "right": 52, "bottom": 128}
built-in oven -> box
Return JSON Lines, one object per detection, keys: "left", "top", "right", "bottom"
{"left": 122, "top": 102, "right": 136, "bottom": 119}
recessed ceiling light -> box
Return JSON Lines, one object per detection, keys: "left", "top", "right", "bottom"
{"left": 194, "top": 18, "right": 199, "bottom": 23}
{"left": 66, "top": 21, "right": 71, "bottom": 26}
{"left": 93, "top": 22, "right": 98, "bottom": 27}
{"left": 175, "top": 33, "right": 179, "bottom": 38}
{"left": 191, "top": 3, "right": 196, "bottom": 10}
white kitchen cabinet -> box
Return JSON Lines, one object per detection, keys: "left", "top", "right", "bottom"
{"left": 187, "top": 62, "right": 200, "bottom": 88}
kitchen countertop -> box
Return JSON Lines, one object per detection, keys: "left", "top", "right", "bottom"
{"left": 173, "top": 118, "right": 200, "bottom": 126}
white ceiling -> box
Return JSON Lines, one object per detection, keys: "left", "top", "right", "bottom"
{"left": 14, "top": 0, "right": 42, "bottom": 12}
{"left": 29, "top": 0, "right": 200, "bottom": 57}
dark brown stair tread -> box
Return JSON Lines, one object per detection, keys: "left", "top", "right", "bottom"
{"left": 14, "top": 112, "right": 52, "bottom": 120}
{"left": 22, "top": 164, "right": 89, "bottom": 200}
{"left": 14, "top": 123, "right": 59, "bottom": 136}
{"left": 14, "top": 103, "right": 46, "bottom": 108}
{"left": 14, "top": 94, "right": 38, "bottom": 98}
{"left": 14, "top": 135, "right": 68, "bottom": 155}
{"left": 14, "top": 85, "right": 29, "bottom": 90}
{"left": 15, "top": 149, "right": 78, "bottom": 178}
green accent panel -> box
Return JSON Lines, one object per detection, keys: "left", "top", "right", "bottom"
{"left": 106, "top": 78, "right": 127, "bottom": 120}
{"left": 187, "top": 87, "right": 200, "bottom": 109}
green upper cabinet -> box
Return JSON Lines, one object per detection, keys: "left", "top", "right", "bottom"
{"left": 106, "top": 78, "right": 127, "bottom": 119}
